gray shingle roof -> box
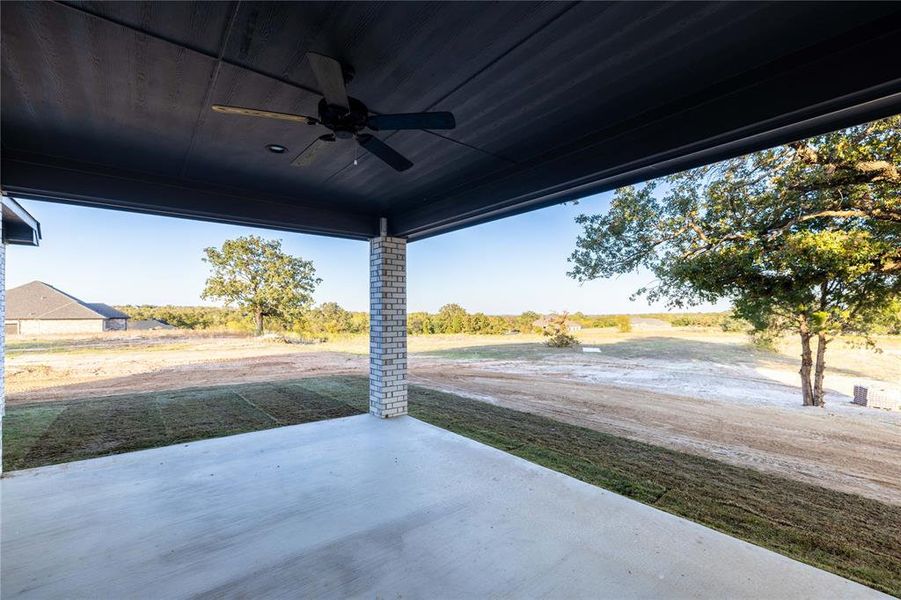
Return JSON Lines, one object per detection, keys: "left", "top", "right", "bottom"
{"left": 6, "top": 281, "right": 130, "bottom": 320}
{"left": 129, "top": 319, "right": 175, "bottom": 330}
{"left": 84, "top": 303, "right": 130, "bottom": 320}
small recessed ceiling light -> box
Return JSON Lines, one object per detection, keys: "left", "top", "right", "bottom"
{"left": 266, "top": 144, "right": 288, "bottom": 154}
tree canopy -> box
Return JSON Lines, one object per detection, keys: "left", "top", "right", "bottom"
{"left": 569, "top": 116, "right": 900, "bottom": 406}
{"left": 202, "top": 235, "right": 321, "bottom": 336}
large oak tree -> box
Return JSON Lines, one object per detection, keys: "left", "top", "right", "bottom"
{"left": 569, "top": 117, "right": 900, "bottom": 406}
{"left": 202, "top": 236, "right": 320, "bottom": 336}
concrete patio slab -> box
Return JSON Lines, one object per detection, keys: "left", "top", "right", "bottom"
{"left": 1, "top": 415, "right": 885, "bottom": 599}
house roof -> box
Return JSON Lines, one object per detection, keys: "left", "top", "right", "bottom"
{"left": 6, "top": 281, "right": 130, "bottom": 321}
{"left": 1, "top": 2, "right": 899, "bottom": 241}
{"left": 84, "top": 303, "right": 131, "bottom": 320}
{"left": 1, "top": 196, "right": 41, "bottom": 246}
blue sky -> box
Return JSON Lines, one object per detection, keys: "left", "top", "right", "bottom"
{"left": 6, "top": 194, "right": 726, "bottom": 315}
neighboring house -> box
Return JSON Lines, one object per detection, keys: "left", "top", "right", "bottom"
{"left": 630, "top": 317, "right": 671, "bottom": 330}
{"left": 5, "top": 281, "right": 129, "bottom": 335}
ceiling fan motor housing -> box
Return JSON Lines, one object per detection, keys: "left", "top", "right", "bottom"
{"left": 318, "top": 97, "right": 368, "bottom": 139}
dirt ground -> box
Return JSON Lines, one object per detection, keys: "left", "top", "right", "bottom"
{"left": 5, "top": 329, "right": 900, "bottom": 504}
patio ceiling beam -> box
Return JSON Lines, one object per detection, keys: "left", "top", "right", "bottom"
{"left": 1, "top": 152, "right": 378, "bottom": 240}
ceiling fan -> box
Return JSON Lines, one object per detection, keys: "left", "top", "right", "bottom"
{"left": 212, "top": 52, "right": 456, "bottom": 172}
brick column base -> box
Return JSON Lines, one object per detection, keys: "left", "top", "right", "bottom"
{"left": 369, "top": 236, "right": 407, "bottom": 417}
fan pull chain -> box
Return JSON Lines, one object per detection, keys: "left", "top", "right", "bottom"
{"left": 354, "top": 143, "right": 359, "bottom": 166}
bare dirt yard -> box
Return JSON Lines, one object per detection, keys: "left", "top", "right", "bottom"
{"left": 6, "top": 328, "right": 900, "bottom": 504}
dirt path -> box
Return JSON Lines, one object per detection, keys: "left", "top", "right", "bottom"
{"left": 7, "top": 354, "right": 366, "bottom": 403}
{"left": 5, "top": 338, "right": 367, "bottom": 402}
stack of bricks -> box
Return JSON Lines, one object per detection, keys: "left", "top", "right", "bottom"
{"left": 853, "top": 384, "right": 900, "bottom": 411}
{"left": 369, "top": 236, "right": 407, "bottom": 418}
{"left": 853, "top": 385, "right": 868, "bottom": 406}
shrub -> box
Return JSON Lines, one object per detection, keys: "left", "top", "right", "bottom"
{"left": 750, "top": 330, "right": 780, "bottom": 352}
{"left": 719, "top": 315, "right": 747, "bottom": 332}
{"left": 542, "top": 313, "right": 579, "bottom": 348}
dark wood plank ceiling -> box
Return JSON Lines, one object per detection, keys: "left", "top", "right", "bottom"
{"left": 2, "top": 1, "right": 900, "bottom": 240}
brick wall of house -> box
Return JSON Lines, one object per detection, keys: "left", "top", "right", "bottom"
{"left": 17, "top": 319, "right": 107, "bottom": 335}
{"left": 369, "top": 236, "right": 407, "bottom": 418}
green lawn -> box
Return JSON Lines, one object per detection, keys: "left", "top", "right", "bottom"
{"left": 2, "top": 381, "right": 359, "bottom": 470}
{"left": 4, "top": 376, "right": 900, "bottom": 596}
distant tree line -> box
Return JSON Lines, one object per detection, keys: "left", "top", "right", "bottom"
{"left": 173, "top": 235, "right": 748, "bottom": 338}
{"left": 115, "top": 302, "right": 778, "bottom": 337}
{"left": 407, "top": 304, "right": 533, "bottom": 335}
{"left": 117, "top": 305, "right": 248, "bottom": 330}
{"left": 115, "top": 303, "right": 368, "bottom": 337}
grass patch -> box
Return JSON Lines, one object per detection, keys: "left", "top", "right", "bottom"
{"left": 1, "top": 404, "right": 66, "bottom": 468}
{"left": 4, "top": 375, "right": 899, "bottom": 595}
{"left": 1, "top": 382, "right": 363, "bottom": 471}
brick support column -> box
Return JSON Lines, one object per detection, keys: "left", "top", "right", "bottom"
{"left": 369, "top": 235, "right": 407, "bottom": 418}
{"left": 1, "top": 213, "right": 5, "bottom": 472}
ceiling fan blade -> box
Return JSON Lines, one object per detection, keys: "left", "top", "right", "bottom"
{"left": 306, "top": 52, "right": 350, "bottom": 111}
{"left": 211, "top": 104, "right": 317, "bottom": 125}
{"left": 367, "top": 112, "right": 456, "bottom": 131}
{"left": 292, "top": 134, "right": 336, "bottom": 167}
{"left": 356, "top": 134, "right": 413, "bottom": 172}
